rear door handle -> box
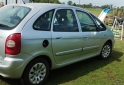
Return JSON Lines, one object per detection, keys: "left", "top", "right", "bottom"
{"left": 56, "top": 37, "right": 62, "bottom": 39}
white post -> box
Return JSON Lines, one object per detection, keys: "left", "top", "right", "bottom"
{"left": 121, "top": 22, "right": 124, "bottom": 41}
{"left": 112, "top": 17, "right": 117, "bottom": 30}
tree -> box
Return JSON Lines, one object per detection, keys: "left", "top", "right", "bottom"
{"left": 73, "top": 3, "right": 76, "bottom": 6}
{"left": 62, "top": 2, "right": 65, "bottom": 4}
{"left": 121, "top": 6, "right": 124, "bottom": 9}
{"left": 32, "top": 0, "right": 60, "bottom": 3}
{"left": 83, "top": 3, "right": 93, "bottom": 8}
{"left": 101, "top": 5, "right": 111, "bottom": 9}
{"left": 67, "top": 1, "right": 73, "bottom": 5}
{"left": 33, "top": 0, "right": 40, "bottom": 2}
{"left": 89, "top": 3, "right": 92, "bottom": 7}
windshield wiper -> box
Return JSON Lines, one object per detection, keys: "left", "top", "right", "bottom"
{"left": 0, "top": 23, "right": 10, "bottom": 28}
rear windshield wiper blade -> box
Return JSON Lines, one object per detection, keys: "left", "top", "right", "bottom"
{"left": 0, "top": 23, "right": 10, "bottom": 28}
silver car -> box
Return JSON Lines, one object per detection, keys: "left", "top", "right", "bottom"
{"left": 0, "top": 3, "right": 114, "bottom": 85}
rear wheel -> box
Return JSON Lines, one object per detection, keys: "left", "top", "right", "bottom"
{"left": 21, "top": 58, "right": 49, "bottom": 85}
{"left": 100, "top": 42, "right": 112, "bottom": 59}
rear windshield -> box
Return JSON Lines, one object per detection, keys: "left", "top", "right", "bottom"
{"left": 0, "top": 6, "right": 31, "bottom": 30}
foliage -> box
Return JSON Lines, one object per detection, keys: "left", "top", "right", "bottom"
{"left": 73, "top": 3, "right": 76, "bottom": 6}
{"left": 67, "top": 1, "right": 77, "bottom": 6}
{"left": 83, "top": 3, "right": 93, "bottom": 8}
{"left": 32, "top": 0, "right": 60, "bottom": 3}
{"left": 121, "top": 6, "right": 124, "bottom": 9}
{"left": 101, "top": 5, "right": 112, "bottom": 9}
{"left": 31, "top": 0, "right": 124, "bottom": 9}
{"left": 67, "top": 1, "right": 73, "bottom": 5}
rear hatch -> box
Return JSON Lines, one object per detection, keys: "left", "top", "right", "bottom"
{"left": 0, "top": 5, "right": 32, "bottom": 62}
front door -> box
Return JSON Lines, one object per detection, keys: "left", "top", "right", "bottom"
{"left": 52, "top": 9, "right": 83, "bottom": 64}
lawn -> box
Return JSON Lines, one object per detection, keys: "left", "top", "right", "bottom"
{"left": 0, "top": 8, "right": 124, "bottom": 85}
{"left": 85, "top": 8, "right": 103, "bottom": 17}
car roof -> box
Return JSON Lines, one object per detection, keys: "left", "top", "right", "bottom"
{"left": 27, "top": 3, "right": 90, "bottom": 13}
{"left": 5, "top": 3, "right": 90, "bottom": 14}
{"left": 26, "top": 3, "right": 80, "bottom": 9}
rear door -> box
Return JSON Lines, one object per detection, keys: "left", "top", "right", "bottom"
{"left": 52, "top": 8, "right": 83, "bottom": 64}
{"left": 76, "top": 10, "right": 102, "bottom": 58}
{"left": 91, "top": 14, "right": 108, "bottom": 44}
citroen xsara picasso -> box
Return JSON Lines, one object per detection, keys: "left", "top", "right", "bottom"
{"left": 0, "top": 3, "right": 114, "bottom": 85}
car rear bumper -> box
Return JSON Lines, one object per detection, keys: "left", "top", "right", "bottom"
{"left": 0, "top": 53, "right": 32, "bottom": 78}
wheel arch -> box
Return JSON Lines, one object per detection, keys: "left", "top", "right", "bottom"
{"left": 105, "top": 39, "right": 113, "bottom": 47}
{"left": 28, "top": 55, "right": 52, "bottom": 69}
{"left": 99, "top": 39, "right": 113, "bottom": 60}
{"left": 21, "top": 55, "right": 52, "bottom": 78}
{"left": 21, "top": 55, "right": 52, "bottom": 85}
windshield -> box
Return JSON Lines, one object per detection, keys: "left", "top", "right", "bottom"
{"left": 0, "top": 6, "right": 31, "bottom": 29}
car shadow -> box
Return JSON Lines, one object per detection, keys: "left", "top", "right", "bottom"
{"left": 45, "top": 50, "right": 123, "bottom": 85}
{"left": 0, "top": 50, "right": 123, "bottom": 85}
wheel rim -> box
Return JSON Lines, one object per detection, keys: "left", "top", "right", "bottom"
{"left": 102, "top": 45, "right": 111, "bottom": 58}
{"left": 29, "top": 63, "right": 46, "bottom": 84}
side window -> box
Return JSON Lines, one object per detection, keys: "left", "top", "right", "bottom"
{"left": 53, "top": 9, "right": 79, "bottom": 32}
{"left": 91, "top": 14, "right": 106, "bottom": 31}
{"left": 33, "top": 10, "right": 54, "bottom": 31}
{"left": 76, "top": 10, "right": 97, "bottom": 32}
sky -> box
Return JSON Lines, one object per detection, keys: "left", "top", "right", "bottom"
{"left": 59, "top": 0, "right": 124, "bottom": 7}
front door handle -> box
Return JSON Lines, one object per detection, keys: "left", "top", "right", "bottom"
{"left": 104, "top": 35, "right": 106, "bottom": 36}
{"left": 84, "top": 36, "right": 88, "bottom": 39}
{"left": 84, "top": 36, "right": 88, "bottom": 41}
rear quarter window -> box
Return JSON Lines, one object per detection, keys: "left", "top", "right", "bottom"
{"left": 0, "top": 6, "right": 31, "bottom": 30}
{"left": 33, "top": 10, "right": 54, "bottom": 31}
{"left": 90, "top": 13, "right": 107, "bottom": 31}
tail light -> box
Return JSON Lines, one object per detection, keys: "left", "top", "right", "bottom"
{"left": 5, "top": 33, "right": 21, "bottom": 55}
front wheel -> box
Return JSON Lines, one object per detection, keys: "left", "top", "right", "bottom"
{"left": 21, "top": 58, "right": 49, "bottom": 85}
{"left": 100, "top": 42, "right": 112, "bottom": 59}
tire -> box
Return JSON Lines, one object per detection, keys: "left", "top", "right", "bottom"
{"left": 21, "top": 58, "right": 49, "bottom": 85}
{"left": 100, "top": 42, "right": 112, "bottom": 60}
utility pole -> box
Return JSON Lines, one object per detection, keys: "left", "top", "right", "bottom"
{"left": 79, "top": 0, "right": 80, "bottom": 7}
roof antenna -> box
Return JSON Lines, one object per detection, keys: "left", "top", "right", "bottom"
{"left": 22, "top": 0, "right": 26, "bottom": 4}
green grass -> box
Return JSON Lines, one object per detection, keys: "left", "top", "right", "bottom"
{"left": 85, "top": 8, "right": 103, "bottom": 17}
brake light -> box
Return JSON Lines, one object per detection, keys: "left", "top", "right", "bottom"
{"left": 5, "top": 33, "right": 21, "bottom": 55}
